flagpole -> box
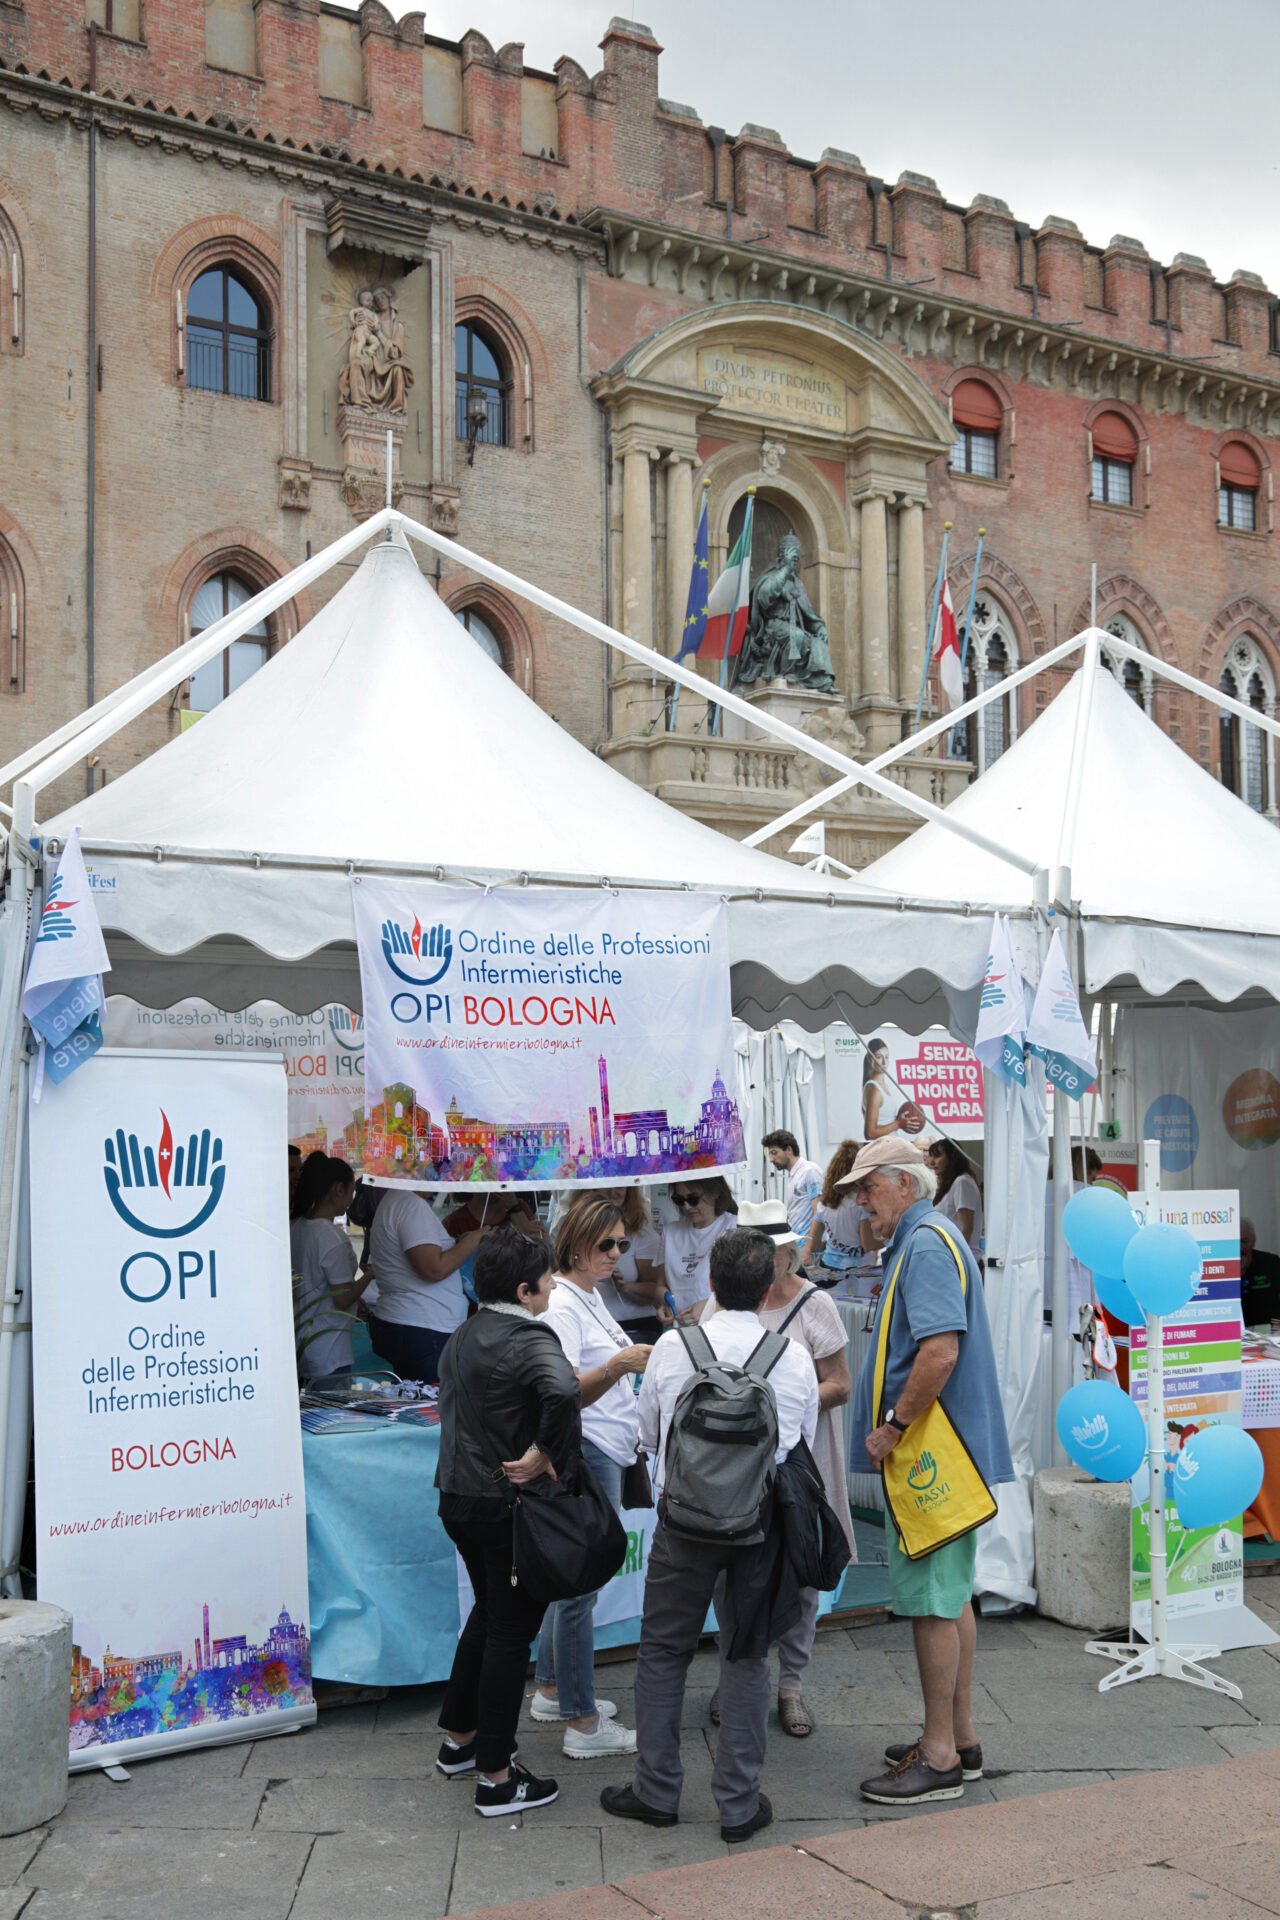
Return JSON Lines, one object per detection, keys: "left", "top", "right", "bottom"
{"left": 913, "top": 521, "right": 951, "bottom": 733}
{"left": 713, "top": 488, "right": 754, "bottom": 737}
{"left": 948, "top": 526, "right": 985, "bottom": 756}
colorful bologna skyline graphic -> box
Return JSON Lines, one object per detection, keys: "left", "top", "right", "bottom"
{"left": 69, "top": 1602, "right": 311, "bottom": 1749}
{"left": 348, "top": 1053, "right": 745, "bottom": 1183}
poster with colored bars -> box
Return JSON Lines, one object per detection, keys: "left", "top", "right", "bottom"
{"left": 1129, "top": 1189, "right": 1242, "bottom": 1636}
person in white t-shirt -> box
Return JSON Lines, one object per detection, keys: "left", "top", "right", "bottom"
{"left": 367, "top": 1187, "right": 490, "bottom": 1383}
{"left": 763, "top": 1131, "right": 823, "bottom": 1243}
{"left": 532, "top": 1197, "right": 654, "bottom": 1760}
{"left": 587, "top": 1186, "right": 666, "bottom": 1340}
{"left": 927, "top": 1137, "right": 985, "bottom": 1263}
{"left": 290, "top": 1155, "right": 372, "bottom": 1383}
{"left": 662, "top": 1176, "right": 737, "bottom": 1324}
{"left": 802, "top": 1139, "right": 881, "bottom": 1301}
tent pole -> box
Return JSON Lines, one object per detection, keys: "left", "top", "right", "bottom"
{"left": 744, "top": 631, "right": 1086, "bottom": 849}
{"left": 394, "top": 515, "right": 1043, "bottom": 879}
{"left": 1104, "top": 632, "right": 1280, "bottom": 744}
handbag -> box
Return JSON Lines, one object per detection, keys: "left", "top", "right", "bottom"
{"left": 621, "top": 1450, "right": 654, "bottom": 1510}
{"left": 873, "top": 1223, "right": 997, "bottom": 1561}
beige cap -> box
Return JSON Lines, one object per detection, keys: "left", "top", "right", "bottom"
{"left": 736, "top": 1197, "right": 799, "bottom": 1246}
{"left": 835, "top": 1134, "right": 930, "bottom": 1189}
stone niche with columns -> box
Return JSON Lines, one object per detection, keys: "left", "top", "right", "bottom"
{"left": 593, "top": 304, "right": 972, "bottom": 865}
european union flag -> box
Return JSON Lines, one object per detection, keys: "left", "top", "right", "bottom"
{"left": 676, "top": 485, "right": 710, "bottom": 660}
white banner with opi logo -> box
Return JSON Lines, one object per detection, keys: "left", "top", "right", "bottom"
{"left": 30, "top": 1050, "right": 315, "bottom": 1768}
{"left": 352, "top": 882, "right": 743, "bottom": 1189}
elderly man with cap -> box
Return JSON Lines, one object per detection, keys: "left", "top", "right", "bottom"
{"left": 842, "top": 1136, "right": 1011, "bottom": 1807}
{"left": 701, "top": 1199, "right": 855, "bottom": 1738}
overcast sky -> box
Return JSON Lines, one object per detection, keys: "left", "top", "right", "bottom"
{"left": 406, "top": 0, "right": 1280, "bottom": 293}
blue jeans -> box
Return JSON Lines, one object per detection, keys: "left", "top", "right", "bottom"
{"left": 534, "top": 1438, "right": 624, "bottom": 1718}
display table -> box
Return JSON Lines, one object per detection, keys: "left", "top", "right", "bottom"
{"left": 303, "top": 1412, "right": 861, "bottom": 1686}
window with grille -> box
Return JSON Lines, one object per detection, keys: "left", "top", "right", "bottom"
{"left": 1220, "top": 483, "right": 1257, "bottom": 531}
{"left": 953, "top": 597, "right": 1017, "bottom": 775}
{"left": 187, "top": 573, "right": 270, "bottom": 712}
{"left": 185, "top": 268, "right": 270, "bottom": 401}
{"left": 454, "top": 605, "right": 505, "bottom": 669}
{"left": 951, "top": 429, "right": 997, "bottom": 478}
{"left": 1218, "top": 637, "right": 1274, "bottom": 815}
{"left": 455, "top": 321, "right": 509, "bottom": 447}
{"left": 1091, "top": 456, "right": 1133, "bottom": 506}
{"left": 1100, "top": 618, "right": 1153, "bottom": 713}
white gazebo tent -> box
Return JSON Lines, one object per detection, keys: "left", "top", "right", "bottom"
{"left": 0, "top": 508, "right": 1041, "bottom": 1598}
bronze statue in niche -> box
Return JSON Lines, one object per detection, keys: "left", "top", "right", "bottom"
{"left": 734, "top": 534, "right": 836, "bottom": 693}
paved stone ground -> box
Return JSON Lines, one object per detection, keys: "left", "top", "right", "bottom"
{"left": 4, "top": 1578, "right": 1280, "bottom": 1919}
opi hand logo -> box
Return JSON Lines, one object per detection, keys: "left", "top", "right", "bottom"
{"left": 36, "top": 874, "right": 79, "bottom": 945}
{"left": 1175, "top": 1451, "right": 1200, "bottom": 1484}
{"left": 1072, "top": 1413, "right": 1110, "bottom": 1450}
{"left": 906, "top": 1449, "right": 937, "bottom": 1491}
{"left": 104, "top": 1111, "right": 226, "bottom": 1238}
{"left": 380, "top": 917, "right": 452, "bottom": 987}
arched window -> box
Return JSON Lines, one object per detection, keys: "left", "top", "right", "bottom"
{"left": 454, "top": 604, "right": 504, "bottom": 669}
{"left": 1218, "top": 634, "right": 1275, "bottom": 816}
{"left": 186, "top": 572, "right": 271, "bottom": 714}
{"left": 949, "top": 379, "right": 1001, "bottom": 478}
{"left": 454, "top": 320, "right": 508, "bottom": 448}
{"left": 1101, "top": 616, "right": 1153, "bottom": 713}
{"left": 1219, "top": 441, "right": 1261, "bottom": 532}
{"left": 957, "top": 596, "right": 1019, "bottom": 774}
{"left": 1091, "top": 411, "right": 1138, "bottom": 507}
{"left": 184, "top": 267, "right": 270, "bottom": 401}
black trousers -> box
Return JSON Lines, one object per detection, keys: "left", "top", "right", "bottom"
{"left": 439, "top": 1514, "right": 549, "bottom": 1773}
{"left": 368, "top": 1316, "right": 451, "bottom": 1385}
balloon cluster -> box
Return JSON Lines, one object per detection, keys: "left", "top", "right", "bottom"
{"left": 1053, "top": 1192, "right": 1264, "bottom": 1530}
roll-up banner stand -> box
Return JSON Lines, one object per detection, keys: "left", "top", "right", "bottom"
{"left": 30, "top": 1050, "right": 315, "bottom": 1768}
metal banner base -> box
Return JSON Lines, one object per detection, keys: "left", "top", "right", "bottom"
{"left": 1084, "top": 1636, "right": 1242, "bottom": 1699}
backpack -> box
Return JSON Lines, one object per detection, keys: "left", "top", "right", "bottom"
{"left": 659, "top": 1324, "right": 790, "bottom": 1547}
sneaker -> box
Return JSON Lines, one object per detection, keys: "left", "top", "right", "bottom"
{"left": 436, "top": 1736, "right": 518, "bottom": 1777}
{"left": 474, "top": 1763, "right": 559, "bottom": 1817}
{"left": 722, "top": 1791, "right": 773, "bottom": 1844}
{"left": 860, "top": 1746, "right": 964, "bottom": 1806}
{"left": 884, "top": 1737, "right": 982, "bottom": 1781}
{"left": 529, "top": 1691, "right": 619, "bottom": 1723}
{"left": 563, "top": 1713, "right": 637, "bottom": 1759}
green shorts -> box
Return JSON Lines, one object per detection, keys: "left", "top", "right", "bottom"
{"left": 887, "top": 1522, "right": 978, "bottom": 1619}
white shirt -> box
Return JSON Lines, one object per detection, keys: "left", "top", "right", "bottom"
{"left": 543, "top": 1276, "right": 640, "bottom": 1467}
{"left": 937, "top": 1172, "right": 984, "bottom": 1261}
{"left": 662, "top": 1212, "right": 737, "bottom": 1314}
{"left": 368, "top": 1190, "right": 462, "bottom": 1333}
{"left": 290, "top": 1218, "right": 357, "bottom": 1379}
{"left": 638, "top": 1309, "right": 819, "bottom": 1491}
{"left": 783, "top": 1158, "right": 823, "bottom": 1240}
{"left": 594, "top": 1222, "right": 665, "bottom": 1323}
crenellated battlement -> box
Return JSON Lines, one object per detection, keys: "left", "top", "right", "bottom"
{"left": 1, "top": 1, "right": 1277, "bottom": 377}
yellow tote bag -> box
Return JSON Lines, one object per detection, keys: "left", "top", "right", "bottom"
{"left": 872, "top": 1222, "right": 997, "bottom": 1561}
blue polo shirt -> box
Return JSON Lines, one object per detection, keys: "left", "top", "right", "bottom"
{"left": 849, "top": 1198, "right": 1013, "bottom": 1486}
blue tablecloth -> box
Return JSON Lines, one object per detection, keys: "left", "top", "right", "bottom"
{"left": 303, "top": 1418, "right": 871, "bottom": 1687}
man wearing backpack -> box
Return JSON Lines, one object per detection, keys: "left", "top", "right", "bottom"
{"left": 600, "top": 1227, "right": 818, "bottom": 1843}
{"left": 842, "top": 1135, "right": 1012, "bottom": 1808}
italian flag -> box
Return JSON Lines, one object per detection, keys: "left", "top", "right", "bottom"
{"left": 932, "top": 573, "right": 963, "bottom": 711}
{"left": 700, "top": 495, "right": 754, "bottom": 665}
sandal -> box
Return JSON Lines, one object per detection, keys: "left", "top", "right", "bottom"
{"left": 778, "top": 1693, "right": 814, "bottom": 1738}
{"left": 709, "top": 1688, "right": 720, "bottom": 1726}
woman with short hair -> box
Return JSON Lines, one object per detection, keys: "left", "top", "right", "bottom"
{"left": 435, "top": 1234, "right": 581, "bottom": 1817}
{"left": 289, "top": 1156, "right": 370, "bottom": 1384}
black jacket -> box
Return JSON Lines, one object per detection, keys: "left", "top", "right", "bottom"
{"left": 435, "top": 1308, "right": 582, "bottom": 1520}
{"left": 721, "top": 1439, "right": 852, "bottom": 1661}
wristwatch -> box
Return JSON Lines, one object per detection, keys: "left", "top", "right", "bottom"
{"left": 884, "top": 1407, "right": 909, "bottom": 1434}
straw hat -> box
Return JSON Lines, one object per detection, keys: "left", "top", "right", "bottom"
{"left": 736, "top": 1197, "right": 799, "bottom": 1247}
{"left": 835, "top": 1134, "right": 930, "bottom": 1189}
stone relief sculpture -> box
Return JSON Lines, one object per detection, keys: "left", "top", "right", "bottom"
{"left": 338, "top": 284, "right": 413, "bottom": 414}
{"left": 733, "top": 533, "right": 837, "bottom": 693}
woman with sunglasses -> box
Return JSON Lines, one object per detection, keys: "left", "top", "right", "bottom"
{"left": 664, "top": 1175, "right": 738, "bottom": 1325}
{"left": 530, "top": 1196, "right": 653, "bottom": 1758}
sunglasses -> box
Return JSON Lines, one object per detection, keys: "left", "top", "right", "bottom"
{"left": 596, "top": 1236, "right": 631, "bottom": 1254}
{"left": 671, "top": 1194, "right": 703, "bottom": 1210}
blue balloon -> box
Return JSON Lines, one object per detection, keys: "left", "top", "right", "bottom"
{"left": 1123, "top": 1223, "right": 1203, "bottom": 1320}
{"left": 1055, "top": 1379, "right": 1147, "bottom": 1481}
{"left": 1091, "top": 1266, "right": 1145, "bottom": 1327}
{"left": 1063, "top": 1186, "right": 1140, "bottom": 1278}
{"left": 1173, "top": 1424, "right": 1265, "bottom": 1530}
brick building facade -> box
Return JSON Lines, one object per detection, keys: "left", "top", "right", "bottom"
{"left": 1, "top": 2, "right": 1277, "bottom": 856}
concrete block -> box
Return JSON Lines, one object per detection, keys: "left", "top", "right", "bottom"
{"left": 1033, "top": 1467, "right": 1130, "bottom": 1632}
{"left": 0, "top": 1600, "right": 72, "bottom": 1836}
